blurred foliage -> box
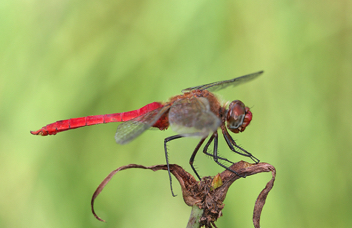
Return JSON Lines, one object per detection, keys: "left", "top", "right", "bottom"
{"left": 1, "top": 0, "right": 351, "bottom": 227}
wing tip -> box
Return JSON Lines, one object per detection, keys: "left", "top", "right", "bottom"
{"left": 251, "top": 70, "right": 264, "bottom": 77}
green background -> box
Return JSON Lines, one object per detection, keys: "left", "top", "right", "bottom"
{"left": 1, "top": 0, "right": 351, "bottom": 227}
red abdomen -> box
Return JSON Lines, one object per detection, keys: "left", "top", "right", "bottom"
{"left": 30, "top": 102, "right": 164, "bottom": 136}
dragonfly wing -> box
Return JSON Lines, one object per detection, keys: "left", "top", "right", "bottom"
{"left": 168, "top": 96, "right": 221, "bottom": 137}
{"left": 182, "top": 71, "right": 263, "bottom": 93}
{"left": 115, "top": 105, "right": 170, "bottom": 144}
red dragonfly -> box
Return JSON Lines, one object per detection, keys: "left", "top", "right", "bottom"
{"left": 31, "top": 71, "right": 263, "bottom": 195}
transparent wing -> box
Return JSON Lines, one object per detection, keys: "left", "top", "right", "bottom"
{"left": 168, "top": 96, "right": 221, "bottom": 137}
{"left": 115, "top": 105, "right": 171, "bottom": 144}
{"left": 182, "top": 71, "right": 263, "bottom": 93}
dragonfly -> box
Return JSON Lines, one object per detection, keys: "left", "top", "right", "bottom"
{"left": 31, "top": 71, "right": 263, "bottom": 196}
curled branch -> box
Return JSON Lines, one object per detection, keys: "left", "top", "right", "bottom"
{"left": 91, "top": 161, "right": 276, "bottom": 228}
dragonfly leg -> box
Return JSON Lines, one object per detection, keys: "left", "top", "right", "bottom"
{"left": 189, "top": 137, "right": 207, "bottom": 181}
{"left": 202, "top": 133, "right": 235, "bottom": 164}
{"left": 221, "top": 126, "right": 260, "bottom": 163}
{"left": 234, "top": 144, "right": 260, "bottom": 163}
{"left": 212, "top": 131, "right": 245, "bottom": 177}
{"left": 164, "top": 134, "right": 184, "bottom": 197}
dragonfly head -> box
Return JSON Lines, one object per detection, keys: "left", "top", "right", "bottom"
{"left": 226, "top": 100, "right": 252, "bottom": 133}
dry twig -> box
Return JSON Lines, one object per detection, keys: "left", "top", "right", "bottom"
{"left": 91, "top": 161, "right": 276, "bottom": 228}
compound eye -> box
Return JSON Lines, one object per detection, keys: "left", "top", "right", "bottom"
{"left": 227, "top": 100, "right": 246, "bottom": 132}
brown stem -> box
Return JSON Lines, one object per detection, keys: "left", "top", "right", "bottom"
{"left": 90, "top": 161, "right": 276, "bottom": 228}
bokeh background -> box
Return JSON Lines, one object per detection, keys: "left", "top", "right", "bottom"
{"left": 1, "top": 0, "right": 351, "bottom": 227}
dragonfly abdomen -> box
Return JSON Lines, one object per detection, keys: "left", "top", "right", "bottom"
{"left": 30, "top": 102, "right": 164, "bottom": 136}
